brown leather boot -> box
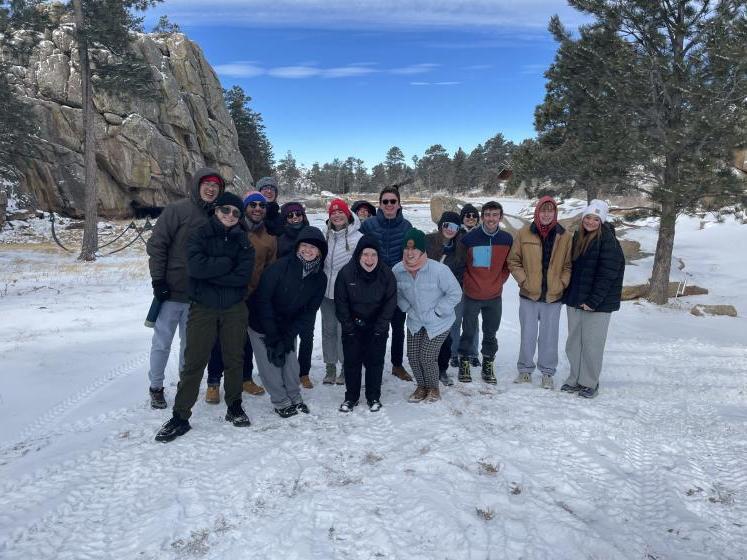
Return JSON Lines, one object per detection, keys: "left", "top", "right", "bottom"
{"left": 243, "top": 380, "right": 266, "bottom": 396}
{"left": 425, "top": 387, "right": 441, "bottom": 402}
{"left": 392, "top": 365, "right": 413, "bottom": 382}
{"left": 205, "top": 385, "right": 220, "bottom": 404}
{"left": 300, "top": 375, "right": 314, "bottom": 389}
{"left": 407, "top": 386, "right": 428, "bottom": 403}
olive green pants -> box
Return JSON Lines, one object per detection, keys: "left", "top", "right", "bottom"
{"left": 173, "top": 302, "right": 248, "bottom": 420}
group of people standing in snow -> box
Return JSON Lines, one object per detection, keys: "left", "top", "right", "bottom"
{"left": 145, "top": 167, "right": 625, "bottom": 443}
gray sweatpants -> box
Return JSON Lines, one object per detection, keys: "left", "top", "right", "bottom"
{"left": 320, "top": 297, "right": 344, "bottom": 366}
{"left": 517, "top": 298, "right": 563, "bottom": 376}
{"left": 147, "top": 300, "right": 190, "bottom": 389}
{"left": 564, "top": 307, "right": 612, "bottom": 389}
{"left": 248, "top": 327, "right": 303, "bottom": 409}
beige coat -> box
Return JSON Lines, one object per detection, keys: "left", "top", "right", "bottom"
{"left": 507, "top": 223, "right": 572, "bottom": 303}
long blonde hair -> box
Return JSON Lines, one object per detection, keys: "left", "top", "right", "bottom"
{"left": 572, "top": 221, "right": 601, "bottom": 261}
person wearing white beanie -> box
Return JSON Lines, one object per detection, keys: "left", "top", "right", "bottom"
{"left": 581, "top": 199, "right": 609, "bottom": 223}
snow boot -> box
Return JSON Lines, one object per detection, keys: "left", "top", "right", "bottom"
{"left": 149, "top": 387, "right": 167, "bottom": 409}
{"left": 323, "top": 364, "right": 337, "bottom": 384}
{"left": 205, "top": 385, "right": 220, "bottom": 404}
{"left": 540, "top": 374, "right": 554, "bottom": 390}
{"left": 425, "top": 387, "right": 441, "bottom": 403}
{"left": 514, "top": 372, "right": 532, "bottom": 384}
{"left": 449, "top": 356, "right": 459, "bottom": 368}
{"left": 155, "top": 415, "right": 191, "bottom": 442}
{"left": 225, "top": 402, "right": 251, "bottom": 427}
{"left": 274, "top": 405, "right": 299, "bottom": 418}
{"left": 295, "top": 402, "right": 310, "bottom": 414}
{"left": 243, "top": 380, "right": 266, "bottom": 395}
{"left": 367, "top": 400, "right": 382, "bottom": 412}
{"left": 560, "top": 383, "right": 580, "bottom": 393}
{"left": 335, "top": 372, "right": 346, "bottom": 385}
{"left": 481, "top": 357, "right": 497, "bottom": 384}
{"left": 439, "top": 369, "right": 454, "bottom": 386}
{"left": 300, "top": 375, "right": 314, "bottom": 389}
{"left": 578, "top": 385, "right": 599, "bottom": 399}
{"left": 458, "top": 357, "right": 472, "bottom": 383}
{"left": 339, "top": 400, "right": 358, "bottom": 413}
{"left": 407, "top": 386, "right": 428, "bottom": 403}
{"left": 392, "top": 365, "right": 413, "bottom": 382}
{"left": 470, "top": 356, "right": 481, "bottom": 367}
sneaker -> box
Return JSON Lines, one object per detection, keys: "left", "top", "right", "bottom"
{"left": 295, "top": 402, "right": 310, "bottom": 414}
{"left": 449, "top": 356, "right": 459, "bottom": 368}
{"left": 439, "top": 369, "right": 454, "bottom": 386}
{"left": 154, "top": 415, "right": 191, "bottom": 442}
{"left": 578, "top": 385, "right": 599, "bottom": 399}
{"left": 323, "top": 364, "right": 337, "bottom": 385}
{"left": 225, "top": 402, "right": 251, "bottom": 427}
{"left": 540, "top": 374, "right": 554, "bottom": 390}
{"left": 470, "top": 356, "right": 481, "bottom": 367}
{"left": 300, "top": 375, "right": 314, "bottom": 389}
{"left": 514, "top": 372, "right": 532, "bottom": 384}
{"left": 392, "top": 366, "right": 413, "bottom": 382}
{"left": 243, "top": 380, "right": 266, "bottom": 396}
{"left": 335, "top": 373, "right": 345, "bottom": 385}
{"left": 368, "top": 400, "right": 382, "bottom": 412}
{"left": 560, "top": 383, "right": 581, "bottom": 393}
{"left": 425, "top": 387, "right": 441, "bottom": 403}
{"left": 149, "top": 387, "right": 167, "bottom": 409}
{"left": 407, "top": 387, "right": 428, "bottom": 403}
{"left": 274, "top": 405, "right": 299, "bottom": 418}
{"left": 481, "top": 357, "right": 496, "bottom": 384}
{"left": 458, "top": 357, "right": 472, "bottom": 383}
{"left": 205, "top": 385, "right": 220, "bottom": 404}
{"left": 339, "top": 400, "right": 358, "bottom": 413}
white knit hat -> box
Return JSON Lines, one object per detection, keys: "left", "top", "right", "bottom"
{"left": 581, "top": 199, "right": 609, "bottom": 222}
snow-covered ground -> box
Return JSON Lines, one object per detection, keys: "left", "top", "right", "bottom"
{"left": 0, "top": 199, "right": 745, "bottom": 560}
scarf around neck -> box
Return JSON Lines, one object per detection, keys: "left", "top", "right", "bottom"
{"left": 403, "top": 251, "right": 428, "bottom": 278}
{"left": 298, "top": 253, "right": 321, "bottom": 277}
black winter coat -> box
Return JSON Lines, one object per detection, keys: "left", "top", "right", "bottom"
{"left": 359, "top": 208, "right": 413, "bottom": 268}
{"left": 425, "top": 230, "right": 467, "bottom": 285}
{"left": 334, "top": 239, "right": 397, "bottom": 335}
{"left": 277, "top": 220, "right": 310, "bottom": 258}
{"left": 264, "top": 201, "right": 284, "bottom": 236}
{"left": 563, "top": 223, "right": 625, "bottom": 313}
{"left": 249, "top": 228, "right": 327, "bottom": 345}
{"left": 187, "top": 216, "right": 255, "bottom": 309}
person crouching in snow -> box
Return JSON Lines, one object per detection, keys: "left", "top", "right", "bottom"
{"left": 334, "top": 235, "right": 397, "bottom": 412}
{"left": 155, "top": 192, "right": 255, "bottom": 442}
{"left": 392, "top": 228, "right": 462, "bottom": 403}
{"left": 248, "top": 226, "right": 328, "bottom": 418}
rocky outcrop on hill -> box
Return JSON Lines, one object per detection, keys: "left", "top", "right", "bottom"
{"left": 2, "top": 9, "right": 251, "bottom": 218}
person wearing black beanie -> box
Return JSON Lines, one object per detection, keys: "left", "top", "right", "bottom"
{"left": 460, "top": 204, "right": 480, "bottom": 232}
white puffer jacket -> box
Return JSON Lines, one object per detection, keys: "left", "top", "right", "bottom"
{"left": 323, "top": 213, "right": 363, "bottom": 298}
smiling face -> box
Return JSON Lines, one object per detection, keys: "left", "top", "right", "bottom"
{"left": 462, "top": 212, "right": 478, "bottom": 229}
{"left": 286, "top": 210, "right": 305, "bottom": 225}
{"left": 403, "top": 240, "right": 422, "bottom": 265}
{"left": 329, "top": 209, "right": 348, "bottom": 229}
{"left": 199, "top": 180, "right": 221, "bottom": 203}
{"left": 482, "top": 208, "right": 502, "bottom": 233}
{"left": 244, "top": 201, "right": 266, "bottom": 223}
{"left": 260, "top": 186, "right": 276, "bottom": 203}
{"left": 216, "top": 205, "right": 240, "bottom": 228}
{"left": 379, "top": 194, "right": 400, "bottom": 219}
{"left": 297, "top": 241, "right": 320, "bottom": 262}
{"left": 538, "top": 202, "right": 556, "bottom": 226}
{"left": 441, "top": 222, "right": 458, "bottom": 239}
{"left": 359, "top": 248, "right": 378, "bottom": 272}
{"left": 582, "top": 214, "right": 602, "bottom": 232}
{"left": 356, "top": 207, "right": 371, "bottom": 220}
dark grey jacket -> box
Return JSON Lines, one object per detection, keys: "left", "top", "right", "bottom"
{"left": 146, "top": 168, "right": 226, "bottom": 302}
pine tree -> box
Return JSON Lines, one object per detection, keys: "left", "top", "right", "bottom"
{"left": 224, "top": 85, "right": 274, "bottom": 181}
{"left": 276, "top": 151, "right": 301, "bottom": 192}
{"left": 418, "top": 144, "right": 452, "bottom": 192}
{"left": 384, "top": 146, "right": 407, "bottom": 184}
{"left": 452, "top": 148, "right": 468, "bottom": 193}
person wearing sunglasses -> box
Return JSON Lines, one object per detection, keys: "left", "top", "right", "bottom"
{"left": 277, "top": 202, "right": 309, "bottom": 258}
{"left": 155, "top": 192, "right": 255, "bottom": 442}
{"left": 205, "top": 191, "right": 277, "bottom": 401}
{"left": 425, "top": 211, "right": 468, "bottom": 386}
{"left": 360, "top": 186, "right": 414, "bottom": 382}
{"left": 146, "top": 168, "right": 225, "bottom": 410}
{"left": 460, "top": 204, "right": 480, "bottom": 233}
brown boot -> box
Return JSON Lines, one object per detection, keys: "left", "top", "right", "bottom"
{"left": 425, "top": 387, "right": 441, "bottom": 403}
{"left": 243, "top": 380, "right": 266, "bottom": 396}
{"left": 205, "top": 385, "right": 220, "bottom": 404}
{"left": 392, "top": 365, "right": 413, "bottom": 382}
{"left": 300, "top": 375, "right": 314, "bottom": 389}
{"left": 407, "top": 386, "right": 428, "bottom": 403}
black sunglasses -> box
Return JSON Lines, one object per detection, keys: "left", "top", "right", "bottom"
{"left": 463, "top": 212, "right": 479, "bottom": 219}
{"left": 381, "top": 198, "right": 398, "bottom": 206}
{"left": 286, "top": 211, "right": 304, "bottom": 219}
{"left": 218, "top": 206, "right": 240, "bottom": 218}
{"left": 247, "top": 201, "right": 266, "bottom": 209}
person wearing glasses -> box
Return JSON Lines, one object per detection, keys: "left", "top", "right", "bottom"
{"left": 460, "top": 204, "right": 480, "bottom": 232}
{"left": 351, "top": 200, "right": 376, "bottom": 222}
{"left": 360, "top": 186, "right": 414, "bottom": 382}
{"left": 155, "top": 192, "right": 255, "bottom": 442}
{"left": 425, "top": 211, "right": 467, "bottom": 386}
{"left": 277, "top": 202, "right": 309, "bottom": 258}
{"left": 146, "top": 168, "right": 225, "bottom": 410}
{"left": 205, "top": 191, "right": 277, "bottom": 400}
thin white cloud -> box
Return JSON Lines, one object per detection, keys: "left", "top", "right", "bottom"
{"left": 214, "top": 62, "right": 265, "bottom": 77}
{"left": 323, "top": 66, "right": 379, "bottom": 78}
{"left": 409, "top": 81, "right": 461, "bottom": 86}
{"left": 215, "top": 61, "right": 439, "bottom": 80}
{"left": 463, "top": 64, "right": 494, "bottom": 71}
{"left": 267, "top": 66, "right": 321, "bottom": 78}
{"left": 390, "top": 63, "right": 440, "bottom": 75}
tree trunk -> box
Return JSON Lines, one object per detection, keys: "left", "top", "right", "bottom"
{"left": 73, "top": 0, "right": 98, "bottom": 261}
{"left": 647, "top": 197, "right": 677, "bottom": 304}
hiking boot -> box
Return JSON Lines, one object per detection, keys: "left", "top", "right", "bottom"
{"left": 155, "top": 415, "right": 191, "bottom": 442}
{"left": 339, "top": 400, "right": 358, "bottom": 413}
{"left": 449, "top": 356, "right": 459, "bottom": 368}
{"left": 243, "top": 380, "right": 265, "bottom": 395}
{"left": 323, "top": 363, "right": 337, "bottom": 384}
{"left": 300, "top": 375, "right": 314, "bottom": 389}
{"left": 225, "top": 402, "right": 251, "bottom": 427}
{"left": 335, "top": 373, "right": 346, "bottom": 385}
{"left": 514, "top": 372, "right": 532, "bottom": 384}
{"left": 470, "top": 356, "right": 481, "bottom": 367}
{"left": 392, "top": 366, "right": 413, "bottom": 382}
{"left": 368, "top": 400, "right": 382, "bottom": 412}
{"left": 296, "top": 402, "right": 310, "bottom": 414}
{"left": 439, "top": 369, "right": 454, "bottom": 386}
{"left": 149, "top": 387, "right": 167, "bottom": 409}
{"left": 458, "top": 357, "right": 472, "bottom": 383}
{"left": 274, "top": 405, "right": 299, "bottom": 418}
{"left": 425, "top": 387, "right": 441, "bottom": 403}
{"left": 560, "top": 383, "right": 581, "bottom": 393}
{"left": 578, "top": 385, "right": 599, "bottom": 399}
{"left": 481, "top": 357, "right": 497, "bottom": 384}
{"left": 205, "top": 385, "right": 220, "bottom": 404}
{"left": 407, "top": 386, "right": 428, "bottom": 403}
{"left": 540, "top": 374, "right": 555, "bottom": 390}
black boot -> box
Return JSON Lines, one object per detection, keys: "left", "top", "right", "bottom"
{"left": 149, "top": 387, "right": 167, "bottom": 409}
{"left": 275, "top": 405, "right": 299, "bottom": 418}
{"left": 481, "top": 357, "right": 497, "bottom": 384}
{"left": 458, "top": 357, "right": 472, "bottom": 383}
{"left": 225, "top": 401, "right": 251, "bottom": 427}
{"left": 155, "top": 415, "right": 191, "bottom": 442}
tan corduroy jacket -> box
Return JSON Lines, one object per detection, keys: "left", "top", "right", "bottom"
{"left": 246, "top": 222, "right": 277, "bottom": 296}
{"left": 507, "top": 223, "right": 572, "bottom": 303}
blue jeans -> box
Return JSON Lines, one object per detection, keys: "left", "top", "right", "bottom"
{"left": 450, "top": 298, "right": 478, "bottom": 358}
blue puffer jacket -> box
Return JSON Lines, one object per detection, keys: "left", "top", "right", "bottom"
{"left": 359, "top": 208, "right": 413, "bottom": 268}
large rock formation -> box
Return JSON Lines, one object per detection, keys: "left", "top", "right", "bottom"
{"left": 3, "top": 8, "right": 252, "bottom": 218}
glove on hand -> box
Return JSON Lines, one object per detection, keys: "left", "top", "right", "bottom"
{"left": 266, "top": 343, "right": 286, "bottom": 368}
{"left": 281, "top": 335, "right": 295, "bottom": 354}
{"left": 152, "top": 280, "right": 171, "bottom": 302}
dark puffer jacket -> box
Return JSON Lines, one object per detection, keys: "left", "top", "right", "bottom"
{"left": 277, "top": 218, "right": 310, "bottom": 258}
{"left": 425, "top": 230, "right": 467, "bottom": 285}
{"left": 147, "top": 167, "right": 226, "bottom": 302}
{"left": 249, "top": 226, "right": 328, "bottom": 345}
{"left": 563, "top": 223, "right": 625, "bottom": 313}
{"left": 334, "top": 235, "right": 398, "bottom": 335}
{"left": 359, "top": 208, "right": 413, "bottom": 268}
{"left": 264, "top": 201, "right": 283, "bottom": 236}
{"left": 186, "top": 216, "right": 255, "bottom": 309}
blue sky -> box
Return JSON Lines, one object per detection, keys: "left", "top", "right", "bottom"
{"left": 147, "top": 1, "right": 587, "bottom": 168}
